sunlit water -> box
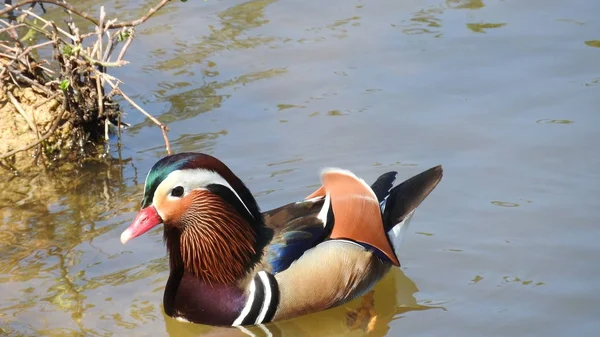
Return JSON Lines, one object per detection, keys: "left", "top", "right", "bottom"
{"left": 1, "top": 0, "right": 600, "bottom": 336}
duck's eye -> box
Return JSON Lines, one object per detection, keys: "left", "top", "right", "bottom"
{"left": 171, "top": 186, "right": 184, "bottom": 197}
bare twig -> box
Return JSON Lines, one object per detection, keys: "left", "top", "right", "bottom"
{"left": 9, "top": 39, "right": 55, "bottom": 70}
{"left": 7, "top": 90, "right": 40, "bottom": 137}
{"left": 0, "top": 43, "right": 18, "bottom": 53}
{"left": 95, "top": 7, "right": 105, "bottom": 139}
{"left": 102, "top": 74, "right": 171, "bottom": 155}
{"left": 16, "top": 6, "right": 76, "bottom": 41}
{"left": 104, "top": 117, "right": 109, "bottom": 153}
{"left": 0, "top": 16, "right": 19, "bottom": 40}
{"left": 79, "top": 52, "right": 128, "bottom": 67}
{"left": 109, "top": 0, "right": 172, "bottom": 28}
{"left": 34, "top": 62, "right": 54, "bottom": 75}
{"left": 0, "top": 0, "right": 173, "bottom": 29}
{"left": 60, "top": 0, "right": 77, "bottom": 43}
{"left": 18, "top": 39, "right": 54, "bottom": 53}
{"left": 0, "top": 0, "right": 98, "bottom": 26}
{"left": 0, "top": 22, "right": 24, "bottom": 33}
{"left": 7, "top": 70, "right": 20, "bottom": 87}
{"left": 101, "top": 28, "right": 115, "bottom": 62}
{"left": 31, "top": 92, "right": 59, "bottom": 109}
{"left": 89, "top": 6, "right": 103, "bottom": 60}
{"left": 95, "top": 72, "right": 104, "bottom": 113}
{"left": 0, "top": 67, "right": 7, "bottom": 87}
{"left": 7, "top": 69, "right": 53, "bottom": 95}
{"left": 115, "top": 29, "right": 134, "bottom": 63}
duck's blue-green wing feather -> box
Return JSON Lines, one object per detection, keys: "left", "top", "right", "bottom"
{"left": 262, "top": 198, "right": 331, "bottom": 274}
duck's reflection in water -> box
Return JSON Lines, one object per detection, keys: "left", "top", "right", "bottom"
{"left": 163, "top": 268, "right": 439, "bottom": 337}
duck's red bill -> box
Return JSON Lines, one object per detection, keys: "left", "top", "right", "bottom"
{"left": 120, "top": 206, "right": 163, "bottom": 244}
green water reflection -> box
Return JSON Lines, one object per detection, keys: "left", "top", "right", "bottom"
{"left": 466, "top": 22, "right": 507, "bottom": 33}
{"left": 0, "top": 158, "right": 142, "bottom": 336}
{"left": 446, "top": 0, "right": 485, "bottom": 10}
{"left": 152, "top": 0, "right": 278, "bottom": 73}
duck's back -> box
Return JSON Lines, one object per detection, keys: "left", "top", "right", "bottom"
{"left": 260, "top": 166, "right": 442, "bottom": 322}
{"left": 262, "top": 169, "right": 399, "bottom": 274}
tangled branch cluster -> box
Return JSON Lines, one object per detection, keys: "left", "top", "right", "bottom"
{"left": 0, "top": 0, "right": 172, "bottom": 164}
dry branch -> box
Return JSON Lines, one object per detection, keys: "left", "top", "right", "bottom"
{"left": 0, "top": 0, "right": 174, "bottom": 166}
{"left": 0, "top": 0, "right": 172, "bottom": 28}
{"left": 102, "top": 74, "right": 172, "bottom": 155}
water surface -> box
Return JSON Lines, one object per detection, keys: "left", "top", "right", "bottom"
{"left": 1, "top": 0, "right": 600, "bottom": 336}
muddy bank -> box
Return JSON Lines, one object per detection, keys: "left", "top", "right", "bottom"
{"left": 1, "top": 84, "right": 74, "bottom": 171}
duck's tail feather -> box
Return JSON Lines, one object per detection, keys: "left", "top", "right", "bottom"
{"left": 382, "top": 165, "right": 443, "bottom": 259}
{"left": 370, "top": 171, "right": 398, "bottom": 204}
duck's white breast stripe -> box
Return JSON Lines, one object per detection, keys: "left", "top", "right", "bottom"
{"left": 232, "top": 279, "right": 256, "bottom": 326}
{"left": 255, "top": 271, "right": 272, "bottom": 324}
{"left": 232, "top": 271, "right": 280, "bottom": 326}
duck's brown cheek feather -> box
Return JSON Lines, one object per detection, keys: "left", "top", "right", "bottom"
{"left": 120, "top": 205, "right": 163, "bottom": 244}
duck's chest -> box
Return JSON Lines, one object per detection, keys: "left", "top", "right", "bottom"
{"left": 165, "top": 272, "right": 246, "bottom": 326}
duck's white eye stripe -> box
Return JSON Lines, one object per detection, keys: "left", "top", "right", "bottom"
{"left": 156, "top": 169, "right": 253, "bottom": 217}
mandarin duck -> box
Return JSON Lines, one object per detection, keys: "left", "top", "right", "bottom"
{"left": 120, "top": 153, "right": 442, "bottom": 326}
